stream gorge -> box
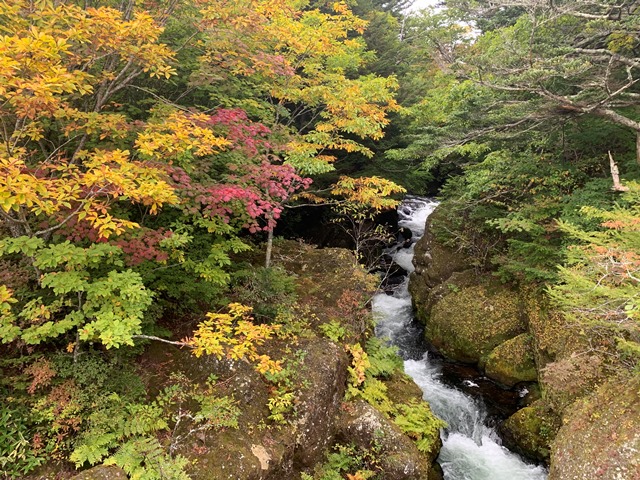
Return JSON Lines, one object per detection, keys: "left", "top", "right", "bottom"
{"left": 374, "top": 197, "right": 548, "bottom": 480}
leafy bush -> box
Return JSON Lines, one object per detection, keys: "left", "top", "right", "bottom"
{"left": 231, "top": 266, "right": 297, "bottom": 321}
{"left": 0, "top": 404, "right": 44, "bottom": 478}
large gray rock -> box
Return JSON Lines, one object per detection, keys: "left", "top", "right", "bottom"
{"left": 182, "top": 338, "right": 348, "bottom": 480}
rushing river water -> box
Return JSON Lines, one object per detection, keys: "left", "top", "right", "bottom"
{"left": 372, "top": 197, "right": 548, "bottom": 480}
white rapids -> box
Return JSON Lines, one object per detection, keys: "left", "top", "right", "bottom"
{"left": 372, "top": 196, "right": 547, "bottom": 480}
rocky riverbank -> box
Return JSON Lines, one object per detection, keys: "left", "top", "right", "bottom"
{"left": 409, "top": 205, "right": 640, "bottom": 478}
{"left": 68, "top": 240, "right": 442, "bottom": 480}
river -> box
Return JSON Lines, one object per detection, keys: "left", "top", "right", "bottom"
{"left": 372, "top": 196, "right": 548, "bottom": 480}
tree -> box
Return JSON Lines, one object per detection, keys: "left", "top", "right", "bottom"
{"left": 548, "top": 181, "right": 640, "bottom": 368}
{"left": 0, "top": 0, "right": 179, "bottom": 241}
{"left": 451, "top": 0, "right": 640, "bottom": 164}
{"left": 0, "top": 0, "right": 404, "bottom": 352}
{"left": 194, "top": 0, "right": 400, "bottom": 175}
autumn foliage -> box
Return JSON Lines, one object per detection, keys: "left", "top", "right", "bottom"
{"left": 0, "top": 0, "right": 401, "bottom": 354}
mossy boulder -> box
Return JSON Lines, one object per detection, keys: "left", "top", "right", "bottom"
{"left": 172, "top": 337, "right": 348, "bottom": 479}
{"left": 337, "top": 401, "right": 433, "bottom": 480}
{"left": 425, "top": 282, "right": 526, "bottom": 364}
{"left": 70, "top": 466, "right": 128, "bottom": 480}
{"left": 485, "top": 334, "right": 538, "bottom": 387}
{"left": 409, "top": 208, "right": 471, "bottom": 324}
{"left": 549, "top": 375, "right": 640, "bottom": 480}
{"left": 500, "top": 399, "right": 560, "bottom": 462}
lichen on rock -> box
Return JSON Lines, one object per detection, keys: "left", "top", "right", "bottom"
{"left": 550, "top": 375, "right": 640, "bottom": 480}
{"left": 336, "top": 400, "right": 433, "bottom": 480}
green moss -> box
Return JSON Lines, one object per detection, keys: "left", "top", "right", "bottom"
{"left": 485, "top": 334, "right": 538, "bottom": 386}
{"left": 550, "top": 375, "right": 640, "bottom": 480}
{"left": 501, "top": 400, "right": 560, "bottom": 462}
{"left": 425, "top": 282, "right": 525, "bottom": 363}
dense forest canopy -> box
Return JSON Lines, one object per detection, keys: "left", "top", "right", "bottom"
{"left": 1, "top": 0, "right": 639, "bottom": 477}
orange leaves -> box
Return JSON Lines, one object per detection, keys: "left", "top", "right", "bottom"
{"left": 186, "top": 303, "right": 282, "bottom": 375}
{"left": 346, "top": 343, "right": 370, "bottom": 386}
{"left": 0, "top": 27, "right": 92, "bottom": 120}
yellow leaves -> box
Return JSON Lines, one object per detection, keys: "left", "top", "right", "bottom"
{"left": 0, "top": 284, "right": 17, "bottom": 308}
{"left": 346, "top": 343, "right": 370, "bottom": 386}
{"left": 0, "top": 147, "right": 178, "bottom": 239}
{"left": 197, "top": 0, "right": 397, "bottom": 174}
{"left": 331, "top": 176, "right": 406, "bottom": 211}
{"left": 186, "top": 303, "right": 282, "bottom": 375}
{"left": 0, "top": 0, "right": 175, "bottom": 128}
{"left": 135, "top": 110, "right": 230, "bottom": 162}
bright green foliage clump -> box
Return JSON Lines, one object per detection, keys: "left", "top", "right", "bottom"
{"left": 346, "top": 338, "right": 445, "bottom": 451}
{"left": 393, "top": 401, "right": 446, "bottom": 454}
{"left": 0, "top": 238, "right": 151, "bottom": 348}
{"left": 319, "top": 320, "right": 347, "bottom": 343}
{"left": 549, "top": 182, "right": 640, "bottom": 368}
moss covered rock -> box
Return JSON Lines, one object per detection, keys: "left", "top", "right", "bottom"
{"left": 425, "top": 282, "right": 526, "bottom": 364}
{"left": 409, "top": 208, "right": 471, "bottom": 324}
{"left": 500, "top": 400, "right": 560, "bottom": 462}
{"left": 549, "top": 375, "right": 640, "bottom": 480}
{"left": 70, "top": 466, "right": 128, "bottom": 480}
{"left": 337, "top": 401, "right": 433, "bottom": 480}
{"left": 485, "top": 334, "right": 538, "bottom": 387}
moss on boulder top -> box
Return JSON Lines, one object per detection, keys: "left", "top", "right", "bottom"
{"left": 500, "top": 399, "right": 560, "bottom": 462}
{"left": 550, "top": 375, "right": 640, "bottom": 480}
{"left": 485, "top": 334, "right": 538, "bottom": 387}
{"left": 425, "top": 281, "right": 526, "bottom": 364}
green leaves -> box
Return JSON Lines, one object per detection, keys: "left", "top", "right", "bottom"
{"left": 393, "top": 401, "right": 446, "bottom": 453}
{"left": 548, "top": 182, "right": 640, "bottom": 368}
{"left": 0, "top": 238, "right": 152, "bottom": 348}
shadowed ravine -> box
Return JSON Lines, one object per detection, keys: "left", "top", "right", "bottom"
{"left": 372, "top": 197, "right": 547, "bottom": 480}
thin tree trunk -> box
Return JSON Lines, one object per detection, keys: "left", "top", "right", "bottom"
{"left": 265, "top": 227, "right": 273, "bottom": 268}
{"left": 593, "top": 108, "right": 640, "bottom": 166}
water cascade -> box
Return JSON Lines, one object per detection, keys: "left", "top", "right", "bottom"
{"left": 372, "top": 197, "right": 547, "bottom": 480}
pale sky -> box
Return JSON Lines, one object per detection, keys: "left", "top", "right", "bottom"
{"left": 406, "top": 0, "right": 442, "bottom": 13}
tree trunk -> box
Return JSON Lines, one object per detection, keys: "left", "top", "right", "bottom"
{"left": 265, "top": 222, "right": 274, "bottom": 269}
{"left": 593, "top": 108, "right": 640, "bottom": 166}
